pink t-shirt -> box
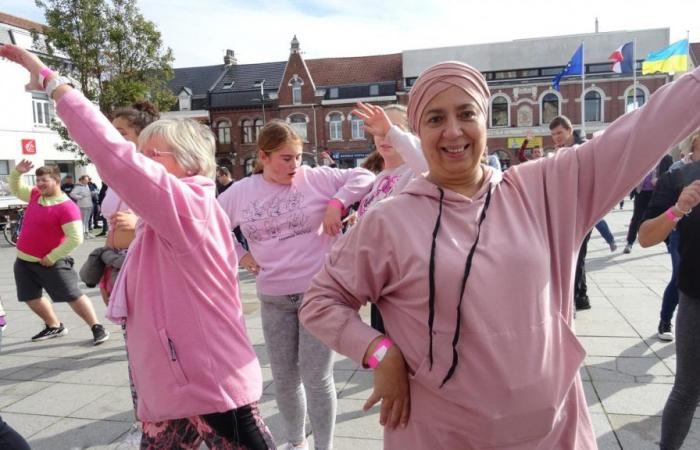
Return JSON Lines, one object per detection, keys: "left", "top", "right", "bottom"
{"left": 17, "top": 189, "right": 81, "bottom": 259}
{"left": 101, "top": 188, "right": 131, "bottom": 218}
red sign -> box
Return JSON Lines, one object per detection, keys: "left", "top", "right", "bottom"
{"left": 21, "top": 139, "right": 37, "bottom": 155}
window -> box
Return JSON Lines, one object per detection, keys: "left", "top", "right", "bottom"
{"left": 587, "top": 63, "right": 611, "bottom": 74}
{"left": 242, "top": 119, "right": 254, "bottom": 144}
{"left": 541, "top": 93, "right": 559, "bottom": 125}
{"left": 541, "top": 67, "right": 564, "bottom": 76}
{"left": 290, "top": 115, "right": 307, "bottom": 141}
{"left": 369, "top": 84, "right": 379, "bottom": 96}
{"left": 32, "top": 92, "right": 53, "bottom": 127}
{"left": 490, "top": 96, "right": 509, "bottom": 127}
{"left": 329, "top": 113, "right": 343, "bottom": 141}
{"left": 625, "top": 87, "right": 646, "bottom": 112}
{"left": 291, "top": 79, "right": 302, "bottom": 105}
{"left": 329, "top": 88, "right": 339, "bottom": 99}
{"left": 254, "top": 119, "right": 264, "bottom": 140}
{"left": 223, "top": 81, "right": 235, "bottom": 89}
{"left": 584, "top": 91, "right": 602, "bottom": 123}
{"left": 0, "top": 160, "right": 10, "bottom": 196}
{"left": 494, "top": 71, "right": 517, "bottom": 80}
{"left": 217, "top": 120, "right": 231, "bottom": 144}
{"left": 350, "top": 114, "right": 365, "bottom": 140}
{"left": 519, "top": 69, "right": 539, "bottom": 78}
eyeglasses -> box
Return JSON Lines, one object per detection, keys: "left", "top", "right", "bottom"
{"left": 142, "top": 148, "right": 175, "bottom": 159}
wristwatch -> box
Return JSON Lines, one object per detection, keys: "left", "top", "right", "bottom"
{"left": 45, "top": 75, "right": 75, "bottom": 99}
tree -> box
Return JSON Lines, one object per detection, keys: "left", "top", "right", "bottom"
{"left": 34, "top": 0, "right": 175, "bottom": 161}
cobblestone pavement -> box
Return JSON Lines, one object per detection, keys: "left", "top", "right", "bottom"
{"left": 0, "top": 207, "right": 698, "bottom": 449}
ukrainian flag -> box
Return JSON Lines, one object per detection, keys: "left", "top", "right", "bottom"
{"left": 642, "top": 39, "right": 689, "bottom": 75}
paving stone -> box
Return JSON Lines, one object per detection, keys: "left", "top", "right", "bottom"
{"left": 27, "top": 417, "right": 132, "bottom": 450}
{"left": 3, "top": 382, "right": 116, "bottom": 417}
{"left": 608, "top": 414, "right": 700, "bottom": 450}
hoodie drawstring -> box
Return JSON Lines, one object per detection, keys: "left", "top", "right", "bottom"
{"left": 427, "top": 185, "right": 493, "bottom": 386}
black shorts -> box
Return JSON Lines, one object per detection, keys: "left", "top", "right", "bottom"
{"left": 14, "top": 257, "right": 83, "bottom": 303}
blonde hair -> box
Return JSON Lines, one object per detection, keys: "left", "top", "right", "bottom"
{"left": 383, "top": 104, "right": 409, "bottom": 131}
{"left": 138, "top": 119, "right": 216, "bottom": 178}
{"left": 253, "top": 120, "right": 303, "bottom": 174}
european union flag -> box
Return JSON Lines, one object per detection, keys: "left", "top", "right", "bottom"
{"left": 552, "top": 44, "right": 584, "bottom": 91}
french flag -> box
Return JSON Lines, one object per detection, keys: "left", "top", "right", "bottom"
{"left": 609, "top": 42, "right": 634, "bottom": 74}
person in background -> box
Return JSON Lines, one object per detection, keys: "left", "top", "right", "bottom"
{"left": 70, "top": 175, "right": 96, "bottom": 239}
{"left": 60, "top": 175, "right": 75, "bottom": 199}
{"left": 87, "top": 176, "right": 100, "bottom": 231}
{"left": 215, "top": 166, "right": 247, "bottom": 251}
{"left": 0, "top": 416, "right": 30, "bottom": 450}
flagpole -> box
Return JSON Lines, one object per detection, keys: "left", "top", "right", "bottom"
{"left": 581, "top": 41, "right": 586, "bottom": 137}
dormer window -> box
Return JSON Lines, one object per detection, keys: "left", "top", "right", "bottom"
{"left": 329, "top": 88, "right": 339, "bottom": 99}
{"left": 223, "top": 81, "right": 235, "bottom": 89}
{"left": 178, "top": 88, "right": 192, "bottom": 111}
{"left": 369, "top": 84, "right": 379, "bottom": 96}
{"left": 289, "top": 76, "right": 304, "bottom": 105}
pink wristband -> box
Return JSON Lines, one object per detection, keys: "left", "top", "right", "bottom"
{"left": 367, "top": 337, "right": 393, "bottom": 369}
{"left": 665, "top": 207, "right": 681, "bottom": 223}
{"left": 39, "top": 67, "right": 56, "bottom": 89}
{"left": 328, "top": 198, "right": 344, "bottom": 212}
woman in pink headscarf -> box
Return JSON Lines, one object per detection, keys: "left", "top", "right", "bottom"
{"left": 298, "top": 60, "right": 700, "bottom": 449}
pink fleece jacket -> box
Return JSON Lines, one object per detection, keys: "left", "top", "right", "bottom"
{"left": 217, "top": 166, "right": 374, "bottom": 296}
{"left": 300, "top": 67, "right": 700, "bottom": 448}
{"left": 57, "top": 90, "right": 262, "bottom": 422}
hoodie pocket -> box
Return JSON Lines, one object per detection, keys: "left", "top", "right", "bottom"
{"left": 409, "top": 314, "right": 585, "bottom": 446}
{"left": 157, "top": 329, "right": 188, "bottom": 387}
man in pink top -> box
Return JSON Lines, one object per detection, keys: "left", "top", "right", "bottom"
{"left": 10, "top": 161, "right": 109, "bottom": 345}
{"left": 300, "top": 60, "right": 700, "bottom": 449}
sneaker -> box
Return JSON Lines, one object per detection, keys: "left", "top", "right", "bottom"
{"left": 31, "top": 323, "right": 68, "bottom": 341}
{"left": 92, "top": 324, "right": 110, "bottom": 345}
{"left": 658, "top": 320, "right": 674, "bottom": 341}
{"left": 0, "top": 315, "right": 6, "bottom": 332}
{"left": 575, "top": 297, "right": 592, "bottom": 311}
{"left": 609, "top": 241, "right": 618, "bottom": 252}
{"left": 623, "top": 244, "right": 632, "bottom": 254}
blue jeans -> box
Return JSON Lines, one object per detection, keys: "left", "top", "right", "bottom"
{"left": 660, "top": 230, "right": 680, "bottom": 323}
{"left": 595, "top": 220, "right": 615, "bottom": 245}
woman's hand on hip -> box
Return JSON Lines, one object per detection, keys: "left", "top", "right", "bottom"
{"left": 322, "top": 204, "right": 342, "bottom": 236}
{"left": 239, "top": 252, "right": 261, "bottom": 276}
{"left": 363, "top": 339, "right": 411, "bottom": 429}
{"left": 0, "top": 44, "right": 48, "bottom": 91}
{"left": 676, "top": 180, "right": 700, "bottom": 213}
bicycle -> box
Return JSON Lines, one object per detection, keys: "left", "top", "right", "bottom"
{"left": 2, "top": 208, "right": 25, "bottom": 246}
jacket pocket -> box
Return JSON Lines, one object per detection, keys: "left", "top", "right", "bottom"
{"left": 157, "top": 329, "right": 188, "bottom": 387}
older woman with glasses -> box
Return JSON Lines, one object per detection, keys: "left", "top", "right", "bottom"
{"left": 0, "top": 44, "right": 274, "bottom": 449}
{"left": 299, "top": 60, "right": 700, "bottom": 449}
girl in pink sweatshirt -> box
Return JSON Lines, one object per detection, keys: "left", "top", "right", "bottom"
{"left": 0, "top": 44, "right": 274, "bottom": 449}
{"left": 299, "top": 61, "right": 700, "bottom": 449}
{"left": 217, "top": 120, "right": 374, "bottom": 450}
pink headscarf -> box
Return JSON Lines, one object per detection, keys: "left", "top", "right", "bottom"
{"left": 407, "top": 61, "right": 490, "bottom": 134}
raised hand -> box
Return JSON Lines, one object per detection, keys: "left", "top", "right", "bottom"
{"left": 363, "top": 339, "right": 411, "bottom": 429}
{"left": 15, "top": 159, "right": 34, "bottom": 174}
{"left": 0, "top": 44, "right": 48, "bottom": 91}
{"left": 353, "top": 102, "right": 392, "bottom": 139}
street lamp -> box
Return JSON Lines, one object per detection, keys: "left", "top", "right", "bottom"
{"left": 254, "top": 79, "right": 266, "bottom": 125}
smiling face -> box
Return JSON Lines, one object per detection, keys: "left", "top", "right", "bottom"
{"left": 418, "top": 86, "right": 486, "bottom": 188}
{"left": 260, "top": 142, "right": 303, "bottom": 185}
{"left": 36, "top": 174, "right": 60, "bottom": 197}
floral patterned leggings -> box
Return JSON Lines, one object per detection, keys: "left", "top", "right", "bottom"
{"left": 140, "top": 403, "right": 275, "bottom": 450}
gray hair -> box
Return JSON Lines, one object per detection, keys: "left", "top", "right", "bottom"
{"left": 138, "top": 119, "right": 216, "bottom": 178}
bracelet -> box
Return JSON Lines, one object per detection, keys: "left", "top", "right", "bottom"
{"left": 367, "top": 337, "right": 393, "bottom": 369}
{"left": 674, "top": 203, "right": 692, "bottom": 216}
{"left": 665, "top": 207, "right": 682, "bottom": 223}
{"left": 39, "top": 67, "right": 56, "bottom": 89}
{"left": 328, "top": 198, "right": 344, "bottom": 212}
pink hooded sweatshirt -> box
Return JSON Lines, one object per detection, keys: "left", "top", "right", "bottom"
{"left": 300, "top": 68, "right": 700, "bottom": 448}
{"left": 57, "top": 90, "right": 262, "bottom": 422}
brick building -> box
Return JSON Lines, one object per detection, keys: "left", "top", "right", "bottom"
{"left": 169, "top": 37, "right": 404, "bottom": 179}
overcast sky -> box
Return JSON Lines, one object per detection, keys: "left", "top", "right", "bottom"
{"left": 3, "top": 0, "right": 698, "bottom": 67}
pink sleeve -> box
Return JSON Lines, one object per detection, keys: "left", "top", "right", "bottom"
{"left": 59, "top": 200, "right": 81, "bottom": 225}
{"left": 305, "top": 166, "right": 375, "bottom": 208}
{"left": 515, "top": 67, "right": 700, "bottom": 240}
{"left": 56, "top": 90, "right": 210, "bottom": 252}
{"left": 216, "top": 183, "right": 247, "bottom": 262}
{"left": 300, "top": 210, "right": 388, "bottom": 364}
{"left": 385, "top": 125, "right": 428, "bottom": 174}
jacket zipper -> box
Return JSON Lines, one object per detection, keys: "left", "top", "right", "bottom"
{"left": 167, "top": 338, "right": 177, "bottom": 361}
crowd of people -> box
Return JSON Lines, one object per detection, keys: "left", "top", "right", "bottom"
{"left": 1, "top": 41, "right": 700, "bottom": 450}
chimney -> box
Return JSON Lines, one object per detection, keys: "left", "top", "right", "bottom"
{"left": 595, "top": 17, "right": 599, "bottom": 33}
{"left": 290, "top": 35, "right": 300, "bottom": 54}
{"left": 224, "top": 49, "right": 237, "bottom": 66}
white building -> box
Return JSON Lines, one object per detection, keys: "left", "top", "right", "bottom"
{"left": 0, "top": 12, "right": 99, "bottom": 208}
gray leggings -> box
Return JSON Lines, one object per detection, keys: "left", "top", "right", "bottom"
{"left": 660, "top": 292, "right": 700, "bottom": 450}
{"left": 259, "top": 293, "right": 336, "bottom": 450}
